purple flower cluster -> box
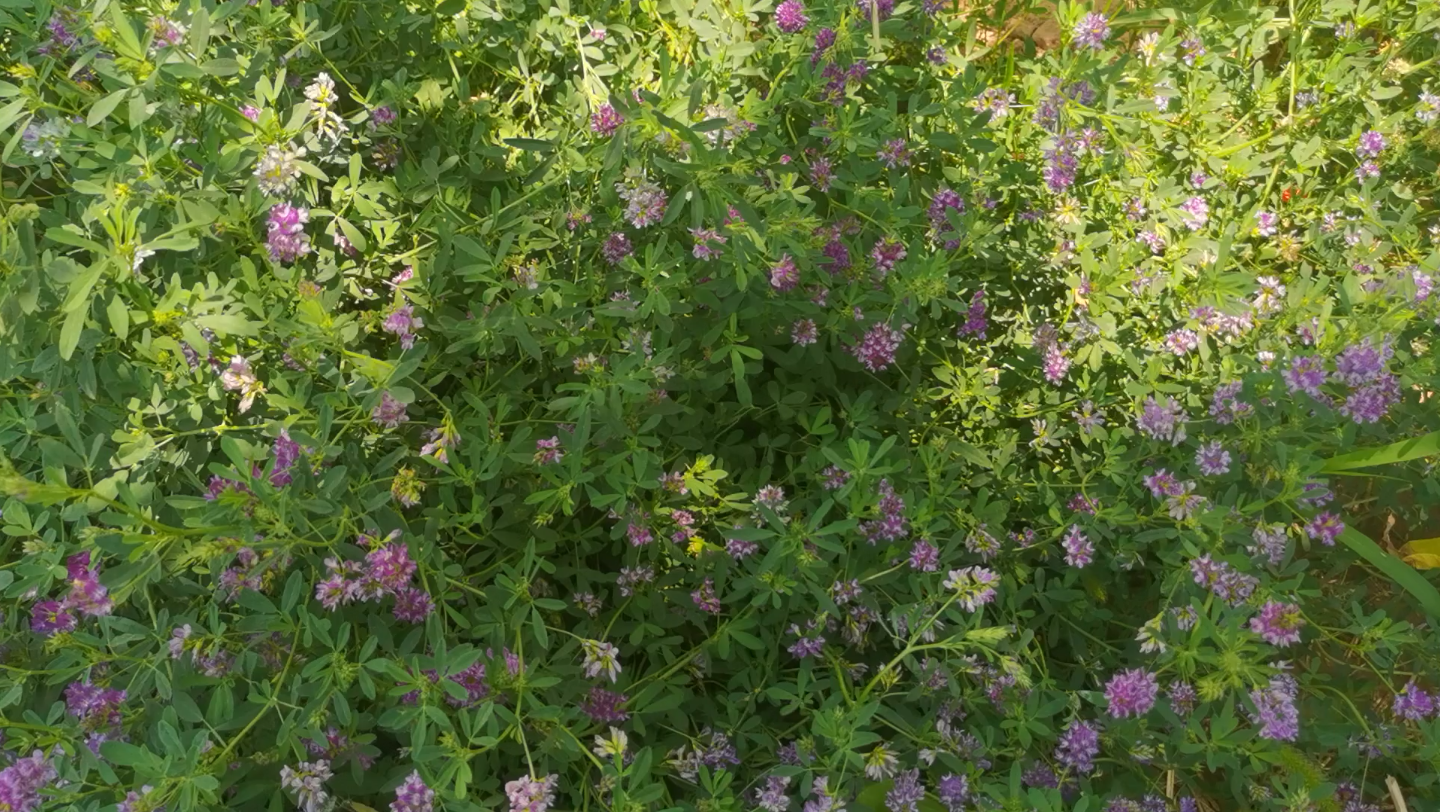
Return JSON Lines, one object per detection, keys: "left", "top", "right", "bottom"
{"left": 1249, "top": 674, "right": 1300, "bottom": 741}
{"left": 1189, "top": 555, "right": 1258, "bottom": 606}
{"left": 870, "top": 238, "right": 906, "bottom": 275}
{"left": 505, "top": 774, "right": 559, "bottom": 812}
{"left": 956, "top": 289, "right": 988, "bottom": 339}
{"left": 770, "top": 254, "right": 800, "bottom": 292}
{"left": 1071, "top": 12, "right": 1111, "bottom": 49}
{"left": 1062, "top": 525, "right": 1094, "bottom": 568}
{"left": 1054, "top": 719, "right": 1100, "bottom": 773}
{"left": 390, "top": 770, "right": 434, "bottom": 812}
{"left": 774, "top": 0, "right": 808, "bottom": 33}
{"left": 0, "top": 751, "right": 58, "bottom": 812}
{"left": 1208, "top": 381, "right": 1253, "bottom": 424}
{"left": 383, "top": 303, "right": 425, "bottom": 349}
{"left": 590, "top": 103, "right": 623, "bottom": 136}
{"left": 372, "top": 390, "right": 409, "bottom": 428}
{"left": 266, "top": 203, "right": 312, "bottom": 263}
{"left": 860, "top": 478, "right": 908, "bottom": 543}
{"left": 850, "top": 322, "right": 904, "bottom": 371}
{"left": 1135, "top": 395, "right": 1188, "bottom": 444}
{"left": 616, "top": 179, "right": 668, "bottom": 228}
{"left": 1392, "top": 681, "right": 1439, "bottom": 721}
{"left": 1105, "top": 669, "right": 1158, "bottom": 718}
{"left": 581, "top": 686, "right": 630, "bottom": 723}
{"left": 1249, "top": 600, "right": 1305, "bottom": 646}
{"left": 690, "top": 227, "right": 727, "bottom": 260}
{"left": 928, "top": 188, "right": 965, "bottom": 249}
{"left": 314, "top": 533, "right": 432, "bottom": 622}
{"left": 31, "top": 551, "right": 113, "bottom": 635}
{"left": 601, "top": 232, "right": 633, "bottom": 264}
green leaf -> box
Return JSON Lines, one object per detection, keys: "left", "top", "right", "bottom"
{"left": 1321, "top": 431, "right": 1440, "bottom": 473}
{"left": 1338, "top": 527, "right": 1440, "bottom": 619}
{"left": 202, "top": 58, "right": 240, "bottom": 76}
{"left": 107, "top": 3, "right": 146, "bottom": 61}
{"left": 87, "top": 88, "right": 129, "bottom": 127}
{"left": 504, "top": 138, "right": 555, "bottom": 152}
{"left": 0, "top": 98, "right": 26, "bottom": 136}
{"left": 106, "top": 295, "right": 129, "bottom": 340}
{"left": 59, "top": 306, "right": 86, "bottom": 360}
{"left": 196, "top": 313, "right": 261, "bottom": 336}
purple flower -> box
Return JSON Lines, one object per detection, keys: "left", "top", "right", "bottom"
{"left": 383, "top": 303, "right": 425, "bottom": 349}
{"left": 1178, "top": 196, "right": 1209, "bottom": 230}
{"left": 63, "top": 552, "right": 113, "bottom": 617}
{"left": 908, "top": 539, "right": 939, "bottom": 572}
{"left": 1189, "top": 555, "right": 1258, "bottom": 606}
{"left": 877, "top": 138, "right": 912, "bottom": 168}
{"left": 928, "top": 188, "right": 966, "bottom": 249}
{"left": 811, "top": 28, "right": 836, "bottom": 64}
{"left": 31, "top": 599, "right": 77, "bottom": 636}
{"left": 1135, "top": 396, "right": 1187, "bottom": 444}
{"left": 1249, "top": 675, "right": 1299, "bottom": 741}
{"left": 1334, "top": 338, "right": 1392, "bottom": 385}
{"left": 774, "top": 0, "right": 809, "bottom": 33}
{"left": 582, "top": 687, "right": 630, "bottom": 723}
{"left": 886, "top": 770, "right": 925, "bottom": 812}
{"left": 1054, "top": 719, "right": 1100, "bottom": 773}
{"left": 601, "top": 232, "right": 633, "bottom": 264}
{"left": 770, "top": 254, "right": 800, "bottom": 292}
{"left": 1254, "top": 210, "right": 1278, "bottom": 237}
{"left": 590, "top": 104, "right": 623, "bottom": 137}
{"left": 1194, "top": 441, "right": 1231, "bottom": 475}
{"left": 1071, "top": 12, "right": 1111, "bottom": 49}
{"left": 691, "top": 577, "right": 722, "bottom": 614}
{"left": 616, "top": 179, "right": 668, "bottom": 228}
{"left": 935, "top": 774, "right": 970, "bottom": 812}
{"left": 371, "top": 105, "right": 397, "bottom": 126}
{"left": 391, "top": 770, "right": 435, "bottom": 812}
{"left": 392, "top": 587, "right": 434, "bottom": 623}
{"left": 1283, "top": 355, "right": 1327, "bottom": 397}
{"left": 1062, "top": 525, "right": 1093, "bottom": 568}
{"left": 943, "top": 566, "right": 999, "bottom": 611}
{"left": 870, "top": 238, "right": 907, "bottom": 275}
{"left": 791, "top": 319, "right": 819, "bottom": 346}
{"left": 371, "top": 391, "right": 409, "bottom": 428}
{"left": 1393, "top": 681, "right": 1437, "bottom": 721}
{"left": 1340, "top": 375, "right": 1399, "bottom": 423}
{"left": 755, "top": 775, "right": 792, "bottom": 812}
{"left": 1250, "top": 601, "right": 1304, "bottom": 646}
{"left": 1209, "top": 382, "right": 1253, "bottom": 424}
{"left": 971, "top": 88, "right": 1015, "bottom": 120}
{"left": 505, "top": 774, "right": 559, "bottom": 812}
{"left": 1041, "top": 346, "right": 1070, "bottom": 385}
{"left": 1305, "top": 512, "right": 1344, "bottom": 546}
{"left": 809, "top": 157, "right": 834, "bottom": 192}
{"left": 850, "top": 323, "right": 904, "bottom": 371}
{"left": 269, "top": 429, "right": 301, "bottom": 487}
{"left": 956, "top": 289, "right": 988, "bottom": 339}
{"left": 1356, "top": 129, "right": 1386, "bottom": 158}
{"left": 1169, "top": 681, "right": 1197, "bottom": 714}
{"left": 266, "top": 203, "right": 312, "bottom": 263}
{"left": 787, "top": 623, "right": 825, "bottom": 658}
{"left": 690, "top": 227, "right": 727, "bottom": 260}
{"left": 1104, "top": 669, "right": 1159, "bottom": 718}
{"left": 1163, "top": 328, "right": 1199, "bottom": 355}
{"left": 1249, "top": 523, "right": 1289, "bottom": 566}
{"left": 0, "top": 751, "right": 58, "bottom": 812}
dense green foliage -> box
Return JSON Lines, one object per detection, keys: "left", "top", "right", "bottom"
{"left": 3, "top": 0, "right": 1440, "bottom": 810}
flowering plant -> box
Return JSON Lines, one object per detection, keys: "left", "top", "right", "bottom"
{"left": 2, "top": 0, "right": 1440, "bottom": 810}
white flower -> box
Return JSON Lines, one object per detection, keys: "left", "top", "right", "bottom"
{"left": 593, "top": 727, "right": 628, "bottom": 759}
{"left": 580, "top": 639, "right": 621, "bottom": 682}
